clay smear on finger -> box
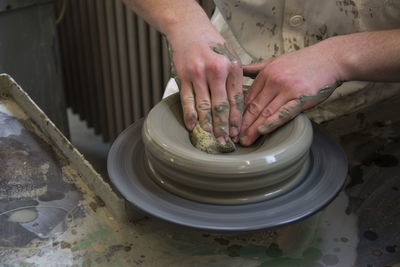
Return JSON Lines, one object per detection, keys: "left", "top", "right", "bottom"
{"left": 233, "top": 92, "right": 244, "bottom": 114}
{"left": 213, "top": 102, "right": 230, "bottom": 136}
{"left": 258, "top": 84, "right": 336, "bottom": 134}
{"left": 210, "top": 43, "right": 240, "bottom": 64}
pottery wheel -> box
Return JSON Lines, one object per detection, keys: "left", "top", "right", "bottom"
{"left": 108, "top": 118, "right": 348, "bottom": 232}
{"left": 141, "top": 94, "right": 317, "bottom": 205}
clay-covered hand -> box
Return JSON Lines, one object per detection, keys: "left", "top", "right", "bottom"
{"left": 121, "top": 0, "right": 244, "bottom": 144}
{"left": 239, "top": 43, "right": 342, "bottom": 146}
{"left": 168, "top": 26, "right": 244, "bottom": 144}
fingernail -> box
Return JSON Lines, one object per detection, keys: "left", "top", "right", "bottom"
{"left": 187, "top": 122, "right": 195, "bottom": 131}
{"left": 257, "top": 125, "right": 266, "bottom": 133}
{"left": 217, "top": 136, "right": 226, "bottom": 145}
{"left": 230, "top": 127, "right": 239, "bottom": 137}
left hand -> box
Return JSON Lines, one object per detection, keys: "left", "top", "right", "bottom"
{"left": 239, "top": 41, "right": 343, "bottom": 146}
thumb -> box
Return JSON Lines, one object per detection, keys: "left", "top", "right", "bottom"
{"left": 243, "top": 60, "right": 271, "bottom": 78}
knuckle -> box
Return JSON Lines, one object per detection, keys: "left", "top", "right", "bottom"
{"left": 188, "top": 62, "right": 204, "bottom": 77}
{"left": 196, "top": 99, "right": 212, "bottom": 111}
{"left": 246, "top": 103, "right": 261, "bottom": 116}
{"left": 181, "top": 94, "right": 195, "bottom": 104}
{"left": 208, "top": 61, "right": 226, "bottom": 78}
{"left": 261, "top": 107, "right": 273, "bottom": 118}
{"left": 174, "top": 65, "right": 184, "bottom": 77}
{"left": 213, "top": 101, "right": 230, "bottom": 114}
{"left": 280, "top": 107, "right": 291, "bottom": 118}
{"left": 268, "top": 72, "right": 287, "bottom": 87}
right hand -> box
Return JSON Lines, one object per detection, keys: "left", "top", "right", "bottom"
{"left": 239, "top": 41, "right": 341, "bottom": 146}
{"left": 167, "top": 24, "right": 244, "bottom": 144}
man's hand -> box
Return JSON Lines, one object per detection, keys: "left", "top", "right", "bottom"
{"left": 122, "top": 0, "right": 244, "bottom": 144}
{"left": 168, "top": 27, "right": 243, "bottom": 144}
{"left": 239, "top": 29, "right": 400, "bottom": 146}
{"left": 239, "top": 42, "right": 342, "bottom": 146}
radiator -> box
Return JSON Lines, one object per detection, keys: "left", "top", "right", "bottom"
{"left": 57, "top": 0, "right": 214, "bottom": 142}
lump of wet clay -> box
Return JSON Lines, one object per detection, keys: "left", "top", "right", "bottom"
{"left": 189, "top": 122, "right": 236, "bottom": 154}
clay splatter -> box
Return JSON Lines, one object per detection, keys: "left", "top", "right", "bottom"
{"left": 210, "top": 43, "right": 239, "bottom": 64}
{"left": 363, "top": 230, "right": 378, "bottom": 241}
{"left": 234, "top": 92, "right": 244, "bottom": 113}
{"left": 385, "top": 245, "right": 397, "bottom": 253}
{"left": 258, "top": 84, "right": 337, "bottom": 134}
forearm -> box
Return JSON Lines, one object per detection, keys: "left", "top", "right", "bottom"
{"left": 329, "top": 29, "right": 400, "bottom": 82}
{"left": 122, "top": 0, "right": 213, "bottom": 38}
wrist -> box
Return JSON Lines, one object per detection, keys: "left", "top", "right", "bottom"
{"left": 167, "top": 20, "right": 218, "bottom": 45}
{"left": 162, "top": 4, "right": 213, "bottom": 41}
{"left": 323, "top": 33, "right": 378, "bottom": 82}
{"left": 316, "top": 36, "right": 352, "bottom": 83}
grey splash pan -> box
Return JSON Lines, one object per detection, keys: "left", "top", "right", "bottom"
{"left": 108, "top": 119, "right": 348, "bottom": 233}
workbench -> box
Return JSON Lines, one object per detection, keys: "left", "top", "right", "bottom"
{"left": 0, "top": 74, "right": 398, "bottom": 266}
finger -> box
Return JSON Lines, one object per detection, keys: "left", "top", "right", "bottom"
{"left": 192, "top": 78, "right": 213, "bottom": 132}
{"left": 243, "top": 72, "right": 266, "bottom": 111}
{"left": 240, "top": 82, "right": 278, "bottom": 136}
{"left": 242, "top": 60, "right": 270, "bottom": 78}
{"left": 257, "top": 99, "right": 302, "bottom": 135}
{"left": 226, "top": 63, "right": 243, "bottom": 142}
{"left": 243, "top": 59, "right": 276, "bottom": 108}
{"left": 240, "top": 95, "right": 289, "bottom": 146}
{"left": 180, "top": 79, "right": 197, "bottom": 131}
{"left": 207, "top": 67, "right": 230, "bottom": 144}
